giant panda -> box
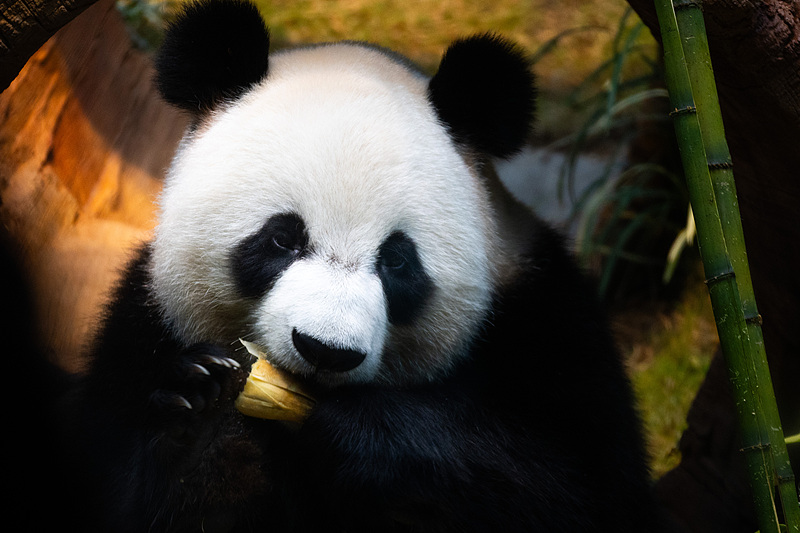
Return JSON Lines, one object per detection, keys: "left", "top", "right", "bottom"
{"left": 61, "top": 0, "right": 658, "bottom": 531}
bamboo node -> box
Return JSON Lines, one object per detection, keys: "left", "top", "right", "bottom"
{"left": 704, "top": 270, "right": 735, "bottom": 286}
{"left": 708, "top": 161, "right": 734, "bottom": 170}
{"left": 777, "top": 473, "right": 796, "bottom": 483}
{"left": 739, "top": 442, "right": 771, "bottom": 453}
{"left": 745, "top": 313, "right": 763, "bottom": 326}
{"left": 669, "top": 105, "right": 697, "bottom": 117}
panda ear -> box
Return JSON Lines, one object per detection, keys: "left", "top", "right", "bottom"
{"left": 428, "top": 34, "right": 536, "bottom": 159}
{"left": 154, "top": 0, "right": 270, "bottom": 115}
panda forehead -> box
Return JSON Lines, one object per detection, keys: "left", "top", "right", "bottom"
{"left": 236, "top": 44, "right": 437, "bottom": 149}
{"left": 187, "top": 44, "right": 445, "bottom": 166}
{"left": 265, "top": 42, "right": 431, "bottom": 100}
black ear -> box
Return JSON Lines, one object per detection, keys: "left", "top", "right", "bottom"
{"left": 428, "top": 34, "right": 536, "bottom": 159}
{"left": 155, "top": 0, "right": 270, "bottom": 115}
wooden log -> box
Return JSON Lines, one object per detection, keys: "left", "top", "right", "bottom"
{"left": 0, "top": 0, "right": 187, "bottom": 371}
{"left": 0, "top": 0, "right": 100, "bottom": 92}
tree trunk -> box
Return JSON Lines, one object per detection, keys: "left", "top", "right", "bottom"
{"left": 0, "top": 0, "right": 99, "bottom": 92}
{"left": 0, "top": 0, "right": 187, "bottom": 371}
{"left": 625, "top": 1, "right": 800, "bottom": 532}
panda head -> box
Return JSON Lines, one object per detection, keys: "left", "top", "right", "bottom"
{"left": 150, "top": 0, "right": 536, "bottom": 387}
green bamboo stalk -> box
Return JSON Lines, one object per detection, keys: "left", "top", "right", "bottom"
{"left": 653, "top": 1, "right": 799, "bottom": 531}
{"left": 672, "top": 3, "right": 800, "bottom": 529}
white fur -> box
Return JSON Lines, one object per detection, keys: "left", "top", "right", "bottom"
{"left": 151, "top": 43, "right": 499, "bottom": 385}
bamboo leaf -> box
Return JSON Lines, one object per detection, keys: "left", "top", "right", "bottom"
{"left": 663, "top": 206, "right": 695, "bottom": 284}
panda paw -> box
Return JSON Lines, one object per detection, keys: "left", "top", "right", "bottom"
{"left": 147, "top": 344, "right": 242, "bottom": 440}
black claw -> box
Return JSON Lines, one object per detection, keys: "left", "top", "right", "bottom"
{"left": 150, "top": 390, "right": 193, "bottom": 412}
{"left": 190, "top": 363, "right": 211, "bottom": 376}
{"left": 176, "top": 395, "right": 193, "bottom": 410}
{"left": 148, "top": 344, "right": 237, "bottom": 438}
{"left": 201, "top": 354, "right": 240, "bottom": 370}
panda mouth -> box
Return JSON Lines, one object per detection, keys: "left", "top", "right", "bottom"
{"left": 239, "top": 337, "right": 366, "bottom": 387}
{"left": 239, "top": 338, "right": 298, "bottom": 376}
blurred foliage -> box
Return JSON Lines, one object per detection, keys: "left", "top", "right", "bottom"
{"left": 255, "top": 0, "right": 632, "bottom": 87}
{"left": 550, "top": 9, "right": 690, "bottom": 302}
{"left": 116, "top": 0, "right": 181, "bottom": 50}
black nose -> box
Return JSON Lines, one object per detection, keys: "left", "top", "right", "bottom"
{"left": 291, "top": 329, "right": 367, "bottom": 372}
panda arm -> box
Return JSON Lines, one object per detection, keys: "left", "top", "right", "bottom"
{"left": 69, "top": 246, "right": 275, "bottom": 531}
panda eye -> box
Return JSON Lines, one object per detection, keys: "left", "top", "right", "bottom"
{"left": 272, "top": 231, "right": 301, "bottom": 253}
{"left": 268, "top": 216, "right": 307, "bottom": 254}
{"left": 376, "top": 231, "right": 434, "bottom": 325}
{"left": 378, "top": 239, "right": 408, "bottom": 271}
{"left": 231, "top": 212, "right": 308, "bottom": 298}
{"left": 380, "top": 249, "right": 406, "bottom": 270}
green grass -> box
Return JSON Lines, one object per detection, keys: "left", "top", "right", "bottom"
{"left": 615, "top": 266, "right": 717, "bottom": 478}
{"left": 256, "top": 0, "right": 629, "bottom": 75}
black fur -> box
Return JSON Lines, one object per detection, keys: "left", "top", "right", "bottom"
{"left": 155, "top": 0, "right": 270, "bottom": 114}
{"left": 428, "top": 34, "right": 537, "bottom": 159}
{"left": 231, "top": 212, "right": 309, "bottom": 298}
{"left": 377, "top": 231, "right": 434, "bottom": 325}
{"left": 56, "top": 220, "right": 657, "bottom": 532}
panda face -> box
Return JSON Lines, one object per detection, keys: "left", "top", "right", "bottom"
{"left": 151, "top": 44, "right": 497, "bottom": 386}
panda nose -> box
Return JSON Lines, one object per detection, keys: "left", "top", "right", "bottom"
{"left": 291, "top": 329, "right": 367, "bottom": 372}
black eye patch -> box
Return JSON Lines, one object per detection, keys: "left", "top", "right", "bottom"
{"left": 377, "top": 231, "right": 434, "bottom": 325}
{"left": 231, "top": 212, "right": 308, "bottom": 298}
